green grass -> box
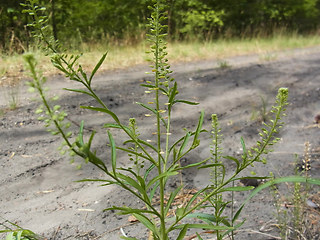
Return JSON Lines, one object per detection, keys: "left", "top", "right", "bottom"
{"left": 1, "top": 33, "right": 320, "bottom": 87}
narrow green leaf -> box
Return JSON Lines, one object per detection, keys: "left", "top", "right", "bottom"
{"left": 115, "top": 146, "right": 155, "bottom": 164}
{"left": 240, "top": 137, "right": 247, "bottom": 158}
{"left": 137, "top": 139, "right": 159, "bottom": 155}
{"left": 233, "top": 205, "right": 244, "bottom": 224}
{"left": 69, "top": 54, "right": 80, "bottom": 67}
{"left": 224, "top": 219, "right": 245, "bottom": 237}
{"left": 186, "top": 212, "right": 230, "bottom": 227}
{"left": 79, "top": 68, "right": 88, "bottom": 83}
{"left": 173, "top": 99, "right": 199, "bottom": 105}
{"left": 196, "top": 233, "right": 204, "bottom": 240}
{"left": 175, "top": 158, "right": 210, "bottom": 171}
{"left": 144, "top": 163, "right": 156, "bottom": 180}
{"left": 81, "top": 106, "right": 119, "bottom": 123}
{"left": 77, "top": 178, "right": 116, "bottom": 184}
{"left": 184, "top": 188, "right": 206, "bottom": 212}
{"left": 51, "top": 61, "right": 68, "bottom": 74}
{"left": 140, "top": 84, "right": 156, "bottom": 88}
{"left": 198, "top": 163, "right": 225, "bottom": 170}
{"left": 223, "top": 155, "right": 240, "bottom": 170}
{"left": 136, "top": 102, "right": 167, "bottom": 127}
{"left": 105, "top": 206, "right": 156, "bottom": 216}
{"left": 172, "top": 147, "right": 177, "bottom": 163}
{"left": 168, "top": 82, "right": 178, "bottom": 106}
{"left": 186, "top": 212, "right": 217, "bottom": 222}
{"left": 174, "top": 223, "right": 233, "bottom": 231}
{"left": 148, "top": 181, "right": 160, "bottom": 201}
{"left": 164, "top": 185, "right": 183, "bottom": 216}
{"left": 222, "top": 186, "right": 254, "bottom": 192}
{"left": 126, "top": 170, "right": 146, "bottom": 191}
{"left": 87, "top": 130, "right": 96, "bottom": 149}
{"left": 177, "top": 132, "right": 191, "bottom": 159}
{"left": 103, "top": 123, "right": 130, "bottom": 131}
{"left": 87, "top": 150, "right": 107, "bottom": 169}
{"left": 192, "top": 111, "right": 204, "bottom": 148}
{"left": 116, "top": 173, "right": 146, "bottom": 194}
{"left": 233, "top": 176, "right": 270, "bottom": 181}
{"left": 136, "top": 101, "right": 157, "bottom": 114}
{"left": 89, "top": 52, "right": 107, "bottom": 85}
{"left": 104, "top": 123, "right": 122, "bottom": 129}
{"left": 78, "top": 120, "right": 85, "bottom": 146}
{"left": 169, "top": 129, "right": 207, "bottom": 154}
{"left": 176, "top": 224, "right": 189, "bottom": 240}
{"left": 76, "top": 179, "right": 119, "bottom": 186}
{"left": 132, "top": 213, "right": 157, "bottom": 234}
{"left": 107, "top": 131, "right": 116, "bottom": 173}
{"left": 146, "top": 171, "right": 178, "bottom": 190}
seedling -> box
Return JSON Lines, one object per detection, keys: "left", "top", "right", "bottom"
{"left": 217, "top": 60, "right": 231, "bottom": 69}
{"left": 7, "top": 85, "right": 20, "bottom": 110}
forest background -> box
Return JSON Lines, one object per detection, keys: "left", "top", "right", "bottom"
{"left": 2, "top": 0, "right": 320, "bottom": 54}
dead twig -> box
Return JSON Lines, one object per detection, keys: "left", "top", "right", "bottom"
{"left": 51, "top": 225, "right": 60, "bottom": 240}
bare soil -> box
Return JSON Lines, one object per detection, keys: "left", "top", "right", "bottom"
{"left": 1, "top": 47, "right": 320, "bottom": 240}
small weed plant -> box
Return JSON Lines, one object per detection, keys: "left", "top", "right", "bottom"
{"left": 251, "top": 95, "right": 268, "bottom": 123}
{"left": 217, "top": 60, "right": 231, "bottom": 69}
{"left": 260, "top": 53, "right": 278, "bottom": 62}
{"left": 271, "top": 142, "right": 320, "bottom": 240}
{"left": 0, "top": 217, "right": 38, "bottom": 240}
{"left": 7, "top": 85, "right": 20, "bottom": 110}
{"left": 20, "top": 0, "right": 320, "bottom": 239}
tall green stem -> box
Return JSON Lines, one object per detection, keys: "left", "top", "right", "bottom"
{"left": 152, "top": 1, "right": 167, "bottom": 239}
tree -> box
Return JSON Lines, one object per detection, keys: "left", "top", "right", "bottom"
{"left": 1, "top": 0, "right": 320, "bottom": 53}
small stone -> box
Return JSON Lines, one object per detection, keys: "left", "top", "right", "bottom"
{"left": 240, "top": 178, "right": 260, "bottom": 187}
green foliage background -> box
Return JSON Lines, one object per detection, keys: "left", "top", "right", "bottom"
{"left": 1, "top": 0, "right": 320, "bottom": 53}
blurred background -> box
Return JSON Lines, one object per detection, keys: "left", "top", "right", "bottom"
{"left": 2, "top": 0, "right": 320, "bottom": 54}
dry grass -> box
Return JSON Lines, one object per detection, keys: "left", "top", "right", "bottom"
{"left": 167, "top": 34, "right": 320, "bottom": 61}
{"left": 1, "top": 34, "right": 320, "bottom": 87}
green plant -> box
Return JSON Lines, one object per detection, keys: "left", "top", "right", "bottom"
{"left": 0, "top": 218, "right": 38, "bottom": 240}
{"left": 24, "top": 55, "right": 289, "bottom": 240}
{"left": 250, "top": 140, "right": 320, "bottom": 240}
{"left": 251, "top": 95, "right": 268, "bottom": 123}
{"left": 0, "top": 66, "right": 6, "bottom": 78}
{"left": 217, "top": 59, "right": 231, "bottom": 69}
{"left": 270, "top": 177, "right": 289, "bottom": 239}
{"left": 260, "top": 53, "right": 277, "bottom": 61}
{"left": 21, "top": 0, "right": 320, "bottom": 239}
{"left": 6, "top": 85, "right": 20, "bottom": 110}
{"left": 270, "top": 141, "right": 317, "bottom": 240}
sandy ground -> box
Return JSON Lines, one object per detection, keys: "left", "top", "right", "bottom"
{"left": 1, "top": 47, "right": 320, "bottom": 240}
